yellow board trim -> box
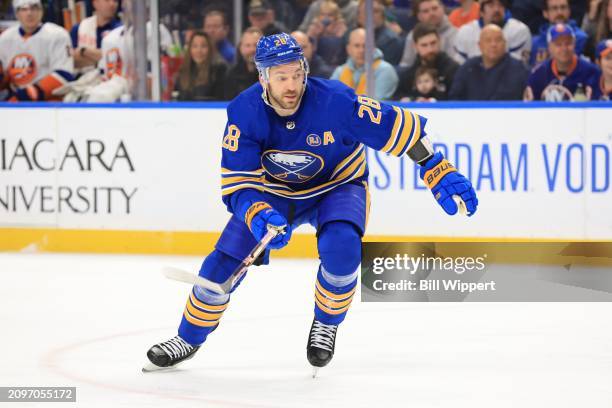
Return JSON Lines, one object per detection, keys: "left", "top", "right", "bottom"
{"left": 0, "top": 228, "right": 609, "bottom": 259}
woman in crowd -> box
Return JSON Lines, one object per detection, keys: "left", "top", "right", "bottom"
{"left": 583, "top": 0, "right": 612, "bottom": 58}
{"left": 175, "top": 31, "right": 227, "bottom": 101}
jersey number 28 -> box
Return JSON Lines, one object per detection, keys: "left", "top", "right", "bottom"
{"left": 357, "top": 96, "right": 381, "bottom": 125}
{"left": 222, "top": 124, "right": 240, "bottom": 152}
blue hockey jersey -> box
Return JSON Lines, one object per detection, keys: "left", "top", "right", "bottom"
{"left": 527, "top": 56, "right": 600, "bottom": 101}
{"left": 219, "top": 77, "right": 427, "bottom": 212}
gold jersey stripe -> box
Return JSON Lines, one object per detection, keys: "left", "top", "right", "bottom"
{"left": 186, "top": 300, "right": 224, "bottom": 321}
{"left": 315, "top": 279, "right": 356, "bottom": 301}
{"left": 183, "top": 310, "right": 220, "bottom": 327}
{"left": 315, "top": 297, "right": 352, "bottom": 315}
{"left": 390, "top": 109, "right": 415, "bottom": 156}
{"left": 381, "top": 106, "right": 403, "bottom": 153}
{"left": 315, "top": 289, "right": 354, "bottom": 309}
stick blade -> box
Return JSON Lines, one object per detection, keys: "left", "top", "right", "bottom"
{"left": 162, "top": 267, "right": 225, "bottom": 294}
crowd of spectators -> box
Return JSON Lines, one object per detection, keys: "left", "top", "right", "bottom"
{"left": 0, "top": 0, "right": 611, "bottom": 102}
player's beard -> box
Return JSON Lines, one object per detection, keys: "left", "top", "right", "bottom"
{"left": 270, "top": 88, "right": 301, "bottom": 110}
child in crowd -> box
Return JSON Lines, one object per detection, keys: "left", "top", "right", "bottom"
{"left": 405, "top": 66, "right": 444, "bottom": 101}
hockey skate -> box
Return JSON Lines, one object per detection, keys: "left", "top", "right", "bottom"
{"left": 142, "top": 335, "right": 200, "bottom": 372}
{"left": 306, "top": 319, "right": 338, "bottom": 378}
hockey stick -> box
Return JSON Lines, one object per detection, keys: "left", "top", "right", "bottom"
{"left": 162, "top": 225, "right": 285, "bottom": 294}
{"left": 452, "top": 195, "right": 469, "bottom": 216}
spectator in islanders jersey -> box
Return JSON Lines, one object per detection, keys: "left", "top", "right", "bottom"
{"left": 524, "top": 23, "right": 600, "bottom": 101}
{"left": 454, "top": 0, "right": 532, "bottom": 65}
{"left": 70, "top": 0, "right": 121, "bottom": 75}
{"left": 593, "top": 39, "right": 612, "bottom": 100}
{"left": 331, "top": 27, "right": 398, "bottom": 99}
{"left": 530, "top": 0, "right": 588, "bottom": 67}
{"left": 0, "top": 0, "right": 74, "bottom": 101}
{"left": 448, "top": 0, "right": 480, "bottom": 28}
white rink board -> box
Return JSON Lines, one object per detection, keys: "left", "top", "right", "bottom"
{"left": 0, "top": 105, "right": 611, "bottom": 239}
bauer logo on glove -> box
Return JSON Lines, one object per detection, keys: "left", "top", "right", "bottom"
{"left": 420, "top": 152, "right": 479, "bottom": 216}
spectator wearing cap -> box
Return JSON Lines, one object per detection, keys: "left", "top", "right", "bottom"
{"left": 400, "top": 0, "right": 458, "bottom": 67}
{"left": 355, "top": 0, "right": 404, "bottom": 65}
{"left": 449, "top": 24, "right": 528, "bottom": 100}
{"left": 395, "top": 23, "right": 459, "bottom": 100}
{"left": 530, "top": 0, "right": 588, "bottom": 67}
{"left": 224, "top": 27, "right": 264, "bottom": 100}
{"left": 247, "top": 0, "right": 288, "bottom": 36}
{"left": 449, "top": 0, "right": 480, "bottom": 28}
{"left": 593, "top": 39, "right": 612, "bottom": 100}
{"left": 299, "top": 0, "right": 358, "bottom": 34}
{"left": 291, "top": 30, "right": 334, "bottom": 78}
{"left": 331, "top": 27, "right": 398, "bottom": 99}
{"left": 454, "top": 0, "right": 532, "bottom": 65}
{"left": 524, "top": 23, "right": 600, "bottom": 101}
{"left": 70, "top": 0, "right": 121, "bottom": 74}
{"left": 203, "top": 9, "right": 236, "bottom": 64}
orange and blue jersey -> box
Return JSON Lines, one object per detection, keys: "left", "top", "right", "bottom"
{"left": 527, "top": 56, "right": 600, "bottom": 101}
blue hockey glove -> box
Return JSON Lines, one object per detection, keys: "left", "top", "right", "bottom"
{"left": 419, "top": 152, "right": 478, "bottom": 216}
{"left": 244, "top": 202, "right": 292, "bottom": 249}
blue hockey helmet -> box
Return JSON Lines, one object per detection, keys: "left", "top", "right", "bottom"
{"left": 255, "top": 33, "right": 309, "bottom": 81}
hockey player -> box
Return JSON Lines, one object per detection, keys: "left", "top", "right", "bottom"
{"left": 524, "top": 23, "right": 599, "bottom": 101}
{"left": 0, "top": 0, "right": 74, "bottom": 101}
{"left": 145, "top": 33, "right": 478, "bottom": 373}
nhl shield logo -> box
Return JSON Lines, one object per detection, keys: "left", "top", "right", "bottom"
{"left": 262, "top": 150, "right": 324, "bottom": 183}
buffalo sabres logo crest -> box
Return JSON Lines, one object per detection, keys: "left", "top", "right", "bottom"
{"left": 262, "top": 150, "right": 324, "bottom": 183}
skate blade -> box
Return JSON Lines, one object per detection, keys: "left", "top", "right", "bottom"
{"left": 142, "top": 362, "right": 180, "bottom": 373}
{"left": 312, "top": 366, "right": 319, "bottom": 378}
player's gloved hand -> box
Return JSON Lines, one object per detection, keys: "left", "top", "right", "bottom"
{"left": 419, "top": 152, "right": 478, "bottom": 216}
{"left": 244, "top": 202, "right": 292, "bottom": 249}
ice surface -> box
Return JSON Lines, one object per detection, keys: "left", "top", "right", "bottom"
{"left": 1, "top": 252, "right": 611, "bottom": 407}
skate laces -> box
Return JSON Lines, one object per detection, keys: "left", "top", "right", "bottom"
{"left": 158, "top": 336, "right": 194, "bottom": 359}
{"left": 310, "top": 320, "right": 337, "bottom": 351}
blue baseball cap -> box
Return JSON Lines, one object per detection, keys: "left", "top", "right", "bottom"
{"left": 595, "top": 39, "right": 612, "bottom": 60}
{"left": 546, "top": 23, "right": 575, "bottom": 44}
